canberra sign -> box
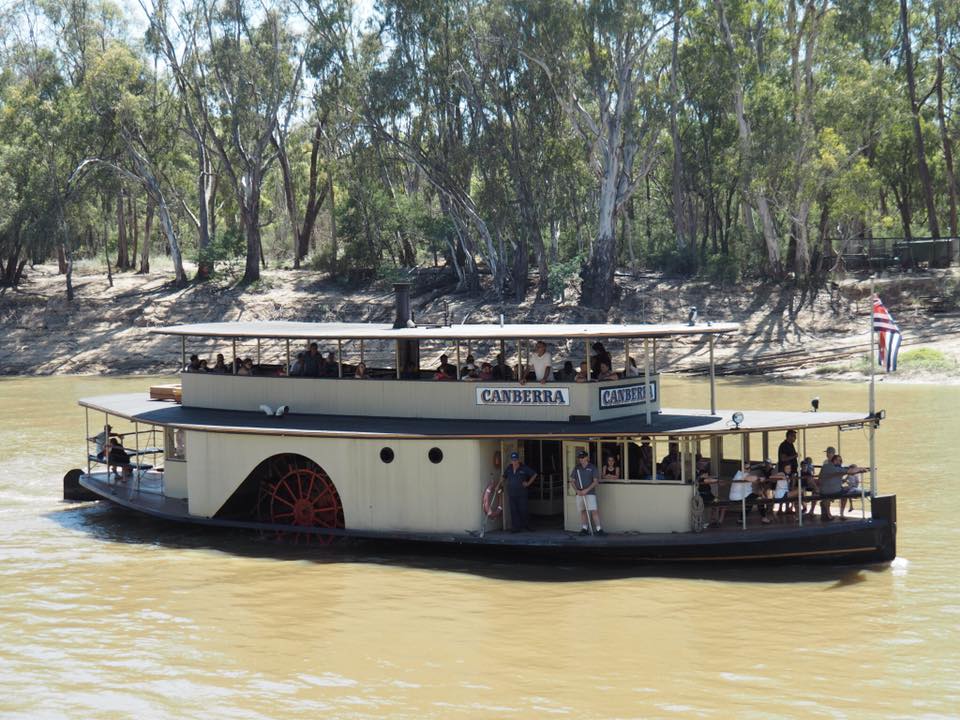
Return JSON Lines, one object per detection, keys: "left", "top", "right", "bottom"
{"left": 599, "top": 381, "right": 657, "bottom": 409}
{"left": 476, "top": 386, "right": 570, "bottom": 406}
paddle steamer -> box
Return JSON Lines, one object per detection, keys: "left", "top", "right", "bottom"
{"left": 69, "top": 285, "right": 896, "bottom": 562}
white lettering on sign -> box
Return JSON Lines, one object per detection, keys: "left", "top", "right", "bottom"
{"left": 476, "top": 386, "right": 570, "bottom": 406}
{"left": 599, "top": 381, "right": 658, "bottom": 409}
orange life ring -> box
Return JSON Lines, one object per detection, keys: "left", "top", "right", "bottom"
{"left": 482, "top": 481, "right": 503, "bottom": 518}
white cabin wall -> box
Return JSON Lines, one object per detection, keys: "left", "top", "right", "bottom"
{"left": 179, "top": 374, "right": 660, "bottom": 423}
{"left": 564, "top": 483, "right": 693, "bottom": 533}
{"left": 183, "top": 431, "right": 499, "bottom": 533}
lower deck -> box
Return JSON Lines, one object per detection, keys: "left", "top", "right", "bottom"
{"left": 78, "top": 471, "right": 895, "bottom": 562}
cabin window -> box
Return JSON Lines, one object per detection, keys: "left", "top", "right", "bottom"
{"left": 380, "top": 447, "right": 395, "bottom": 464}
{"left": 165, "top": 427, "right": 186, "bottom": 460}
{"left": 428, "top": 447, "right": 443, "bottom": 464}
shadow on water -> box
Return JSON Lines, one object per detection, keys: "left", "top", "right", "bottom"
{"left": 47, "top": 501, "right": 889, "bottom": 585}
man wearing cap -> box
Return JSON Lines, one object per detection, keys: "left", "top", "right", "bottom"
{"left": 570, "top": 450, "right": 605, "bottom": 536}
{"left": 818, "top": 446, "right": 851, "bottom": 521}
{"left": 503, "top": 451, "right": 537, "bottom": 532}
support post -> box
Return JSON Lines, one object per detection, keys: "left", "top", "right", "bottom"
{"left": 285, "top": 339, "right": 290, "bottom": 375}
{"left": 85, "top": 408, "right": 90, "bottom": 476}
{"left": 134, "top": 421, "right": 140, "bottom": 492}
{"left": 256, "top": 338, "right": 261, "bottom": 365}
{"left": 584, "top": 338, "right": 591, "bottom": 381}
{"left": 232, "top": 339, "right": 237, "bottom": 374}
{"left": 644, "top": 338, "right": 652, "bottom": 425}
{"left": 456, "top": 340, "right": 461, "bottom": 379}
{"left": 395, "top": 341, "right": 401, "bottom": 380}
{"left": 180, "top": 336, "right": 186, "bottom": 372}
{"left": 709, "top": 335, "right": 716, "bottom": 415}
{"left": 869, "top": 278, "right": 877, "bottom": 497}
{"left": 360, "top": 339, "right": 364, "bottom": 364}
{"left": 337, "top": 339, "right": 343, "bottom": 378}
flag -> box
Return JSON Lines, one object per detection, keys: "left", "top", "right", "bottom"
{"left": 873, "top": 296, "right": 902, "bottom": 371}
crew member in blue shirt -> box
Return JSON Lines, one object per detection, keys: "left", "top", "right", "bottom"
{"left": 503, "top": 451, "right": 537, "bottom": 532}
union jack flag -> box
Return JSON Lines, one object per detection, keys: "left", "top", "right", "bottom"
{"left": 873, "top": 296, "right": 902, "bottom": 371}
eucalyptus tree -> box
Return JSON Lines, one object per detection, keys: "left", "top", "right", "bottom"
{"left": 526, "top": 0, "right": 670, "bottom": 309}
{"left": 146, "top": 0, "right": 304, "bottom": 283}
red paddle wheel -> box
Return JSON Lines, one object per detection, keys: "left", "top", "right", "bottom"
{"left": 255, "top": 455, "right": 345, "bottom": 543}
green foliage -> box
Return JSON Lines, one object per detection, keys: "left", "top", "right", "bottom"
{"left": 548, "top": 253, "right": 585, "bottom": 300}
{"left": 897, "top": 348, "right": 957, "bottom": 373}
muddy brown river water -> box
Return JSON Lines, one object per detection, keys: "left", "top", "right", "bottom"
{"left": 0, "top": 374, "right": 957, "bottom": 718}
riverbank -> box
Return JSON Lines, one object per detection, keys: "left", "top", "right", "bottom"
{"left": 2, "top": 262, "right": 958, "bottom": 382}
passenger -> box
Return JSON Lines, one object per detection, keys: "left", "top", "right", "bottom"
{"left": 838, "top": 456, "right": 866, "bottom": 519}
{"left": 602, "top": 455, "right": 620, "bottom": 480}
{"left": 623, "top": 356, "right": 640, "bottom": 377}
{"left": 353, "top": 362, "right": 370, "bottom": 379}
{"left": 106, "top": 436, "right": 132, "bottom": 482}
{"left": 185, "top": 354, "right": 201, "bottom": 372}
{"left": 211, "top": 354, "right": 228, "bottom": 374}
{"left": 401, "top": 362, "right": 420, "bottom": 380}
{"left": 237, "top": 358, "right": 254, "bottom": 376}
{"left": 289, "top": 352, "right": 305, "bottom": 376}
{"left": 818, "top": 446, "right": 846, "bottom": 521}
{"left": 597, "top": 362, "right": 618, "bottom": 381}
{"left": 437, "top": 354, "right": 456, "bottom": 378}
{"left": 302, "top": 343, "right": 322, "bottom": 377}
{"left": 799, "top": 456, "right": 817, "bottom": 516}
{"left": 636, "top": 436, "right": 654, "bottom": 479}
{"left": 503, "top": 451, "right": 537, "bottom": 532}
{"left": 774, "top": 462, "right": 795, "bottom": 515}
{"left": 557, "top": 360, "right": 576, "bottom": 382}
{"left": 433, "top": 367, "right": 455, "bottom": 381}
{"left": 574, "top": 361, "right": 590, "bottom": 383}
{"left": 777, "top": 429, "right": 799, "bottom": 473}
{"left": 461, "top": 354, "right": 477, "bottom": 376}
{"left": 491, "top": 353, "right": 511, "bottom": 380}
{"left": 570, "top": 450, "right": 605, "bottom": 536}
{"left": 461, "top": 367, "right": 480, "bottom": 381}
{"left": 521, "top": 341, "right": 553, "bottom": 386}
{"left": 591, "top": 342, "right": 611, "bottom": 379}
{"left": 820, "top": 450, "right": 866, "bottom": 520}
{"left": 741, "top": 461, "right": 772, "bottom": 524}
{"left": 478, "top": 362, "right": 494, "bottom": 380}
{"left": 660, "top": 441, "right": 682, "bottom": 480}
{"left": 697, "top": 468, "right": 727, "bottom": 528}
{"left": 93, "top": 424, "right": 113, "bottom": 460}
{"left": 324, "top": 351, "right": 339, "bottom": 377}
{"left": 198, "top": 359, "right": 209, "bottom": 373}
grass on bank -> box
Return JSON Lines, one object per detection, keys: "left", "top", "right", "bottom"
{"left": 813, "top": 347, "right": 958, "bottom": 376}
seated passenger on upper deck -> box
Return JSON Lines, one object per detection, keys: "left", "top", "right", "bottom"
{"left": 575, "top": 361, "right": 590, "bottom": 383}
{"left": 597, "top": 362, "right": 619, "bottom": 381}
{"left": 521, "top": 341, "right": 552, "bottom": 385}
{"left": 324, "top": 351, "right": 340, "bottom": 377}
{"left": 635, "top": 436, "right": 654, "bottom": 478}
{"left": 212, "top": 354, "right": 228, "bottom": 373}
{"left": 591, "top": 342, "right": 611, "bottom": 379}
{"left": 478, "top": 362, "right": 494, "bottom": 380}
{"left": 623, "top": 356, "right": 640, "bottom": 377}
{"left": 461, "top": 355, "right": 476, "bottom": 376}
{"left": 301, "top": 343, "right": 323, "bottom": 377}
{"left": 491, "top": 353, "right": 511, "bottom": 380}
{"left": 185, "top": 354, "right": 201, "bottom": 372}
{"left": 353, "top": 362, "right": 370, "bottom": 379}
{"left": 437, "top": 354, "right": 456, "bottom": 378}
{"left": 557, "top": 360, "right": 576, "bottom": 382}
{"left": 237, "top": 358, "right": 254, "bottom": 376}
{"left": 289, "top": 352, "right": 305, "bottom": 376}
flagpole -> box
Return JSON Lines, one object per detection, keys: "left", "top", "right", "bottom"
{"left": 869, "top": 278, "right": 877, "bottom": 498}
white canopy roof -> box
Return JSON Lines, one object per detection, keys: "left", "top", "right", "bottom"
{"left": 151, "top": 320, "right": 739, "bottom": 342}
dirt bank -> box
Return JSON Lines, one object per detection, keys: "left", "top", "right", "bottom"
{"left": 2, "top": 263, "right": 958, "bottom": 382}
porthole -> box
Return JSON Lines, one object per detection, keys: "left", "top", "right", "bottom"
{"left": 380, "top": 447, "right": 395, "bottom": 464}
{"left": 428, "top": 447, "right": 443, "bottom": 464}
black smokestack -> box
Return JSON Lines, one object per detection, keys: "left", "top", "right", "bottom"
{"left": 393, "top": 282, "right": 411, "bottom": 328}
{"left": 393, "top": 282, "right": 419, "bottom": 375}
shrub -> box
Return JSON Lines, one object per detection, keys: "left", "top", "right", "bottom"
{"left": 897, "top": 347, "right": 957, "bottom": 372}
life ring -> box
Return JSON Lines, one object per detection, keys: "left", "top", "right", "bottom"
{"left": 482, "top": 481, "right": 503, "bottom": 518}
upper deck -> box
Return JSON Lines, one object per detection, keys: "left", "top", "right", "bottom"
{"left": 152, "top": 318, "right": 739, "bottom": 422}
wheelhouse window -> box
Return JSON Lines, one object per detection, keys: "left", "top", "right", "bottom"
{"left": 165, "top": 427, "right": 186, "bottom": 460}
